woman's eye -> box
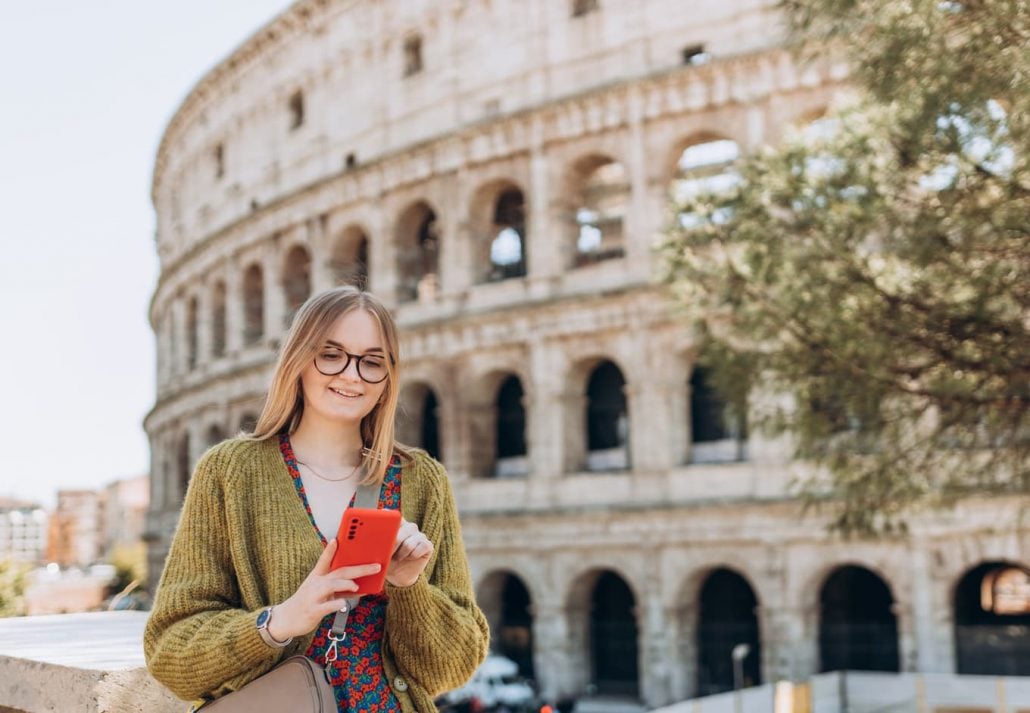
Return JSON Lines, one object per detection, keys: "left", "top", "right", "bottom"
{"left": 364, "top": 360, "right": 384, "bottom": 369}
{"left": 320, "top": 353, "right": 341, "bottom": 361}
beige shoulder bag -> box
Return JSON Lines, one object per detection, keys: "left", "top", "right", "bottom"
{"left": 197, "top": 481, "right": 383, "bottom": 712}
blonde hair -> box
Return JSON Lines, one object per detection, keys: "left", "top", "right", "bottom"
{"left": 243, "top": 286, "right": 414, "bottom": 483}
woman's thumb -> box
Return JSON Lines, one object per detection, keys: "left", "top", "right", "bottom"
{"left": 314, "top": 538, "right": 338, "bottom": 574}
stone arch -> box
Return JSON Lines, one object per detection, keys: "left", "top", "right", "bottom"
{"left": 660, "top": 130, "right": 741, "bottom": 186}
{"left": 176, "top": 431, "right": 191, "bottom": 501}
{"left": 398, "top": 381, "right": 443, "bottom": 461}
{"left": 667, "top": 132, "right": 742, "bottom": 229}
{"left": 687, "top": 364, "right": 746, "bottom": 464}
{"left": 330, "top": 223, "right": 370, "bottom": 289}
{"left": 566, "top": 567, "right": 641, "bottom": 697}
{"left": 242, "top": 262, "right": 265, "bottom": 345}
{"left": 777, "top": 99, "right": 842, "bottom": 145}
{"left": 564, "top": 154, "right": 630, "bottom": 268}
{"left": 395, "top": 200, "right": 440, "bottom": 303}
{"left": 477, "top": 569, "right": 537, "bottom": 679}
{"left": 210, "top": 279, "right": 227, "bottom": 358}
{"left": 282, "top": 243, "right": 312, "bottom": 327}
{"left": 468, "top": 179, "right": 528, "bottom": 283}
{"left": 561, "top": 354, "right": 633, "bottom": 473}
{"left": 695, "top": 567, "right": 762, "bottom": 695}
{"left": 205, "top": 423, "right": 226, "bottom": 449}
{"left": 585, "top": 359, "right": 630, "bottom": 472}
{"left": 186, "top": 294, "right": 199, "bottom": 371}
{"left": 818, "top": 564, "right": 900, "bottom": 673}
{"left": 238, "top": 412, "right": 259, "bottom": 435}
{"left": 465, "top": 368, "right": 529, "bottom": 478}
{"left": 495, "top": 375, "right": 528, "bottom": 466}
{"left": 953, "top": 560, "right": 1030, "bottom": 675}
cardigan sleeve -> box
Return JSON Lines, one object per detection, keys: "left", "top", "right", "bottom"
{"left": 143, "top": 443, "right": 287, "bottom": 702}
{"left": 384, "top": 454, "right": 490, "bottom": 696}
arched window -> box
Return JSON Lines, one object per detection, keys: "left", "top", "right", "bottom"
{"left": 572, "top": 0, "right": 600, "bottom": 16}
{"left": 177, "top": 433, "right": 191, "bottom": 501}
{"left": 477, "top": 571, "right": 535, "bottom": 679}
{"left": 206, "top": 424, "right": 226, "bottom": 449}
{"left": 186, "top": 296, "right": 198, "bottom": 371}
{"left": 494, "top": 376, "right": 527, "bottom": 477}
{"left": 590, "top": 572, "right": 639, "bottom": 696}
{"left": 242, "top": 263, "right": 264, "bottom": 345}
{"left": 238, "top": 412, "right": 259, "bottom": 434}
{"left": 282, "top": 245, "right": 312, "bottom": 327}
{"left": 164, "top": 307, "right": 176, "bottom": 379}
{"left": 819, "top": 566, "right": 899, "bottom": 673}
{"left": 571, "top": 157, "right": 628, "bottom": 267}
{"left": 585, "top": 361, "right": 629, "bottom": 471}
{"left": 396, "top": 202, "right": 440, "bottom": 303}
{"left": 487, "top": 189, "right": 527, "bottom": 282}
{"left": 399, "top": 383, "right": 443, "bottom": 461}
{"left": 955, "top": 561, "right": 1030, "bottom": 675}
{"left": 330, "top": 226, "right": 369, "bottom": 289}
{"left": 673, "top": 137, "right": 741, "bottom": 229}
{"left": 211, "top": 281, "right": 227, "bottom": 358}
{"left": 689, "top": 366, "right": 747, "bottom": 463}
{"left": 422, "top": 390, "right": 441, "bottom": 461}
{"left": 403, "top": 34, "right": 424, "bottom": 77}
{"left": 697, "top": 569, "right": 762, "bottom": 695}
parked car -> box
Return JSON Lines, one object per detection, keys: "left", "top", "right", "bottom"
{"left": 437, "top": 654, "right": 536, "bottom": 712}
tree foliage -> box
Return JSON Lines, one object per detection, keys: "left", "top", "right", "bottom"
{"left": 659, "top": 0, "right": 1029, "bottom": 533}
{"left": 0, "top": 559, "right": 30, "bottom": 617}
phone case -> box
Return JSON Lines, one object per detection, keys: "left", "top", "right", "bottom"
{"left": 330, "top": 507, "right": 402, "bottom": 596}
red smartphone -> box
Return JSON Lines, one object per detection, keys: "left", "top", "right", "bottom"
{"left": 330, "top": 507, "right": 402, "bottom": 596}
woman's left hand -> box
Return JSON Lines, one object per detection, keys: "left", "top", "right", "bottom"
{"left": 387, "top": 518, "right": 434, "bottom": 588}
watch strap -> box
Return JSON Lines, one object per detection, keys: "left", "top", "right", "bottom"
{"left": 257, "top": 606, "right": 293, "bottom": 648}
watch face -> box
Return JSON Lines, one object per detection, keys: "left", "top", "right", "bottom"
{"left": 256, "top": 609, "right": 270, "bottom": 628}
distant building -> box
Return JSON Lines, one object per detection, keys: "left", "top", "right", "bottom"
{"left": 47, "top": 490, "right": 104, "bottom": 568}
{"left": 25, "top": 477, "right": 149, "bottom": 615}
{"left": 102, "top": 475, "right": 149, "bottom": 560}
{"left": 0, "top": 498, "right": 47, "bottom": 565}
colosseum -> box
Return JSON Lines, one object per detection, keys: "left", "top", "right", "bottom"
{"left": 143, "top": 0, "right": 1029, "bottom": 706}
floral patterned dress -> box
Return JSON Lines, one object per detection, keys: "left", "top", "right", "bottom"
{"left": 279, "top": 434, "right": 402, "bottom": 713}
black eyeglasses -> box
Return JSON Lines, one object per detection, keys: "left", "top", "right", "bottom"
{"left": 314, "top": 350, "right": 389, "bottom": 383}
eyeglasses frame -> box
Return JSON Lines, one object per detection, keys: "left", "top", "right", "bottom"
{"left": 313, "top": 350, "right": 390, "bottom": 384}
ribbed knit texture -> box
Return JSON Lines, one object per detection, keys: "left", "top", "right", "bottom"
{"left": 144, "top": 437, "right": 489, "bottom": 712}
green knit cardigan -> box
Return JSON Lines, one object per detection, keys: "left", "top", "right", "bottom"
{"left": 144, "top": 437, "right": 489, "bottom": 712}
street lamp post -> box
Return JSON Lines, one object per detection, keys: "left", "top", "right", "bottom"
{"left": 731, "top": 643, "right": 751, "bottom": 713}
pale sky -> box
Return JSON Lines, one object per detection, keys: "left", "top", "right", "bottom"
{"left": 0, "top": 1, "right": 292, "bottom": 508}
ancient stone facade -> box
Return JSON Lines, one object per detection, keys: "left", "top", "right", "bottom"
{"left": 144, "top": 0, "right": 1029, "bottom": 706}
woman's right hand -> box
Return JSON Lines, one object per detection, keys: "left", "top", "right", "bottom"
{"left": 266, "top": 538, "right": 381, "bottom": 642}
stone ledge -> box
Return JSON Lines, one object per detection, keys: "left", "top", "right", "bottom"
{"left": 0, "top": 612, "right": 181, "bottom": 713}
{"left": 0, "top": 657, "right": 181, "bottom": 713}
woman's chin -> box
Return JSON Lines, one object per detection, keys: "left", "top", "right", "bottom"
{"left": 312, "top": 404, "right": 369, "bottom": 425}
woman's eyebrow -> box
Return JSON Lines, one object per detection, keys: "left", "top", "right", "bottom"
{"left": 324, "top": 339, "right": 384, "bottom": 354}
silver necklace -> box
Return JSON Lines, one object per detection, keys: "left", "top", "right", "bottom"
{"left": 296, "top": 458, "right": 362, "bottom": 483}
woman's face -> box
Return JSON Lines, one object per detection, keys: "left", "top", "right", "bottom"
{"left": 299, "top": 308, "right": 390, "bottom": 428}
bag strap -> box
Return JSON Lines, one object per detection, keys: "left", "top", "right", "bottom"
{"left": 325, "top": 479, "right": 383, "bottom": 663}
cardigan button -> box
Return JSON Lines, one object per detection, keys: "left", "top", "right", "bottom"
{"left": 393, "top": 675, "right": 409, "bottom": 692}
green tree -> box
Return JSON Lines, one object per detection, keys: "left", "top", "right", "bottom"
{"left": 0, "top": 559, "right": 30, "bottom": 617}
{"left": 105, "top": 542, "right": 147, "bottom": 598}
{"left": 660, "top": 0, "right": 1028, "bottom": 534}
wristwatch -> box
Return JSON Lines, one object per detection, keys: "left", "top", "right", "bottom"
{"left": 256, "top": 606, "right": 293, "bottom": 648}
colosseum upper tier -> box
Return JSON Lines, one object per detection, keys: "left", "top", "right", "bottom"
{"left": 145, "top": 0, "right": 1029, "bottom": 706}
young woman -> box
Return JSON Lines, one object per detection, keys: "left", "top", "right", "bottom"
{"left": 145, "top": 286, "right": 489, "bottom": 712}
